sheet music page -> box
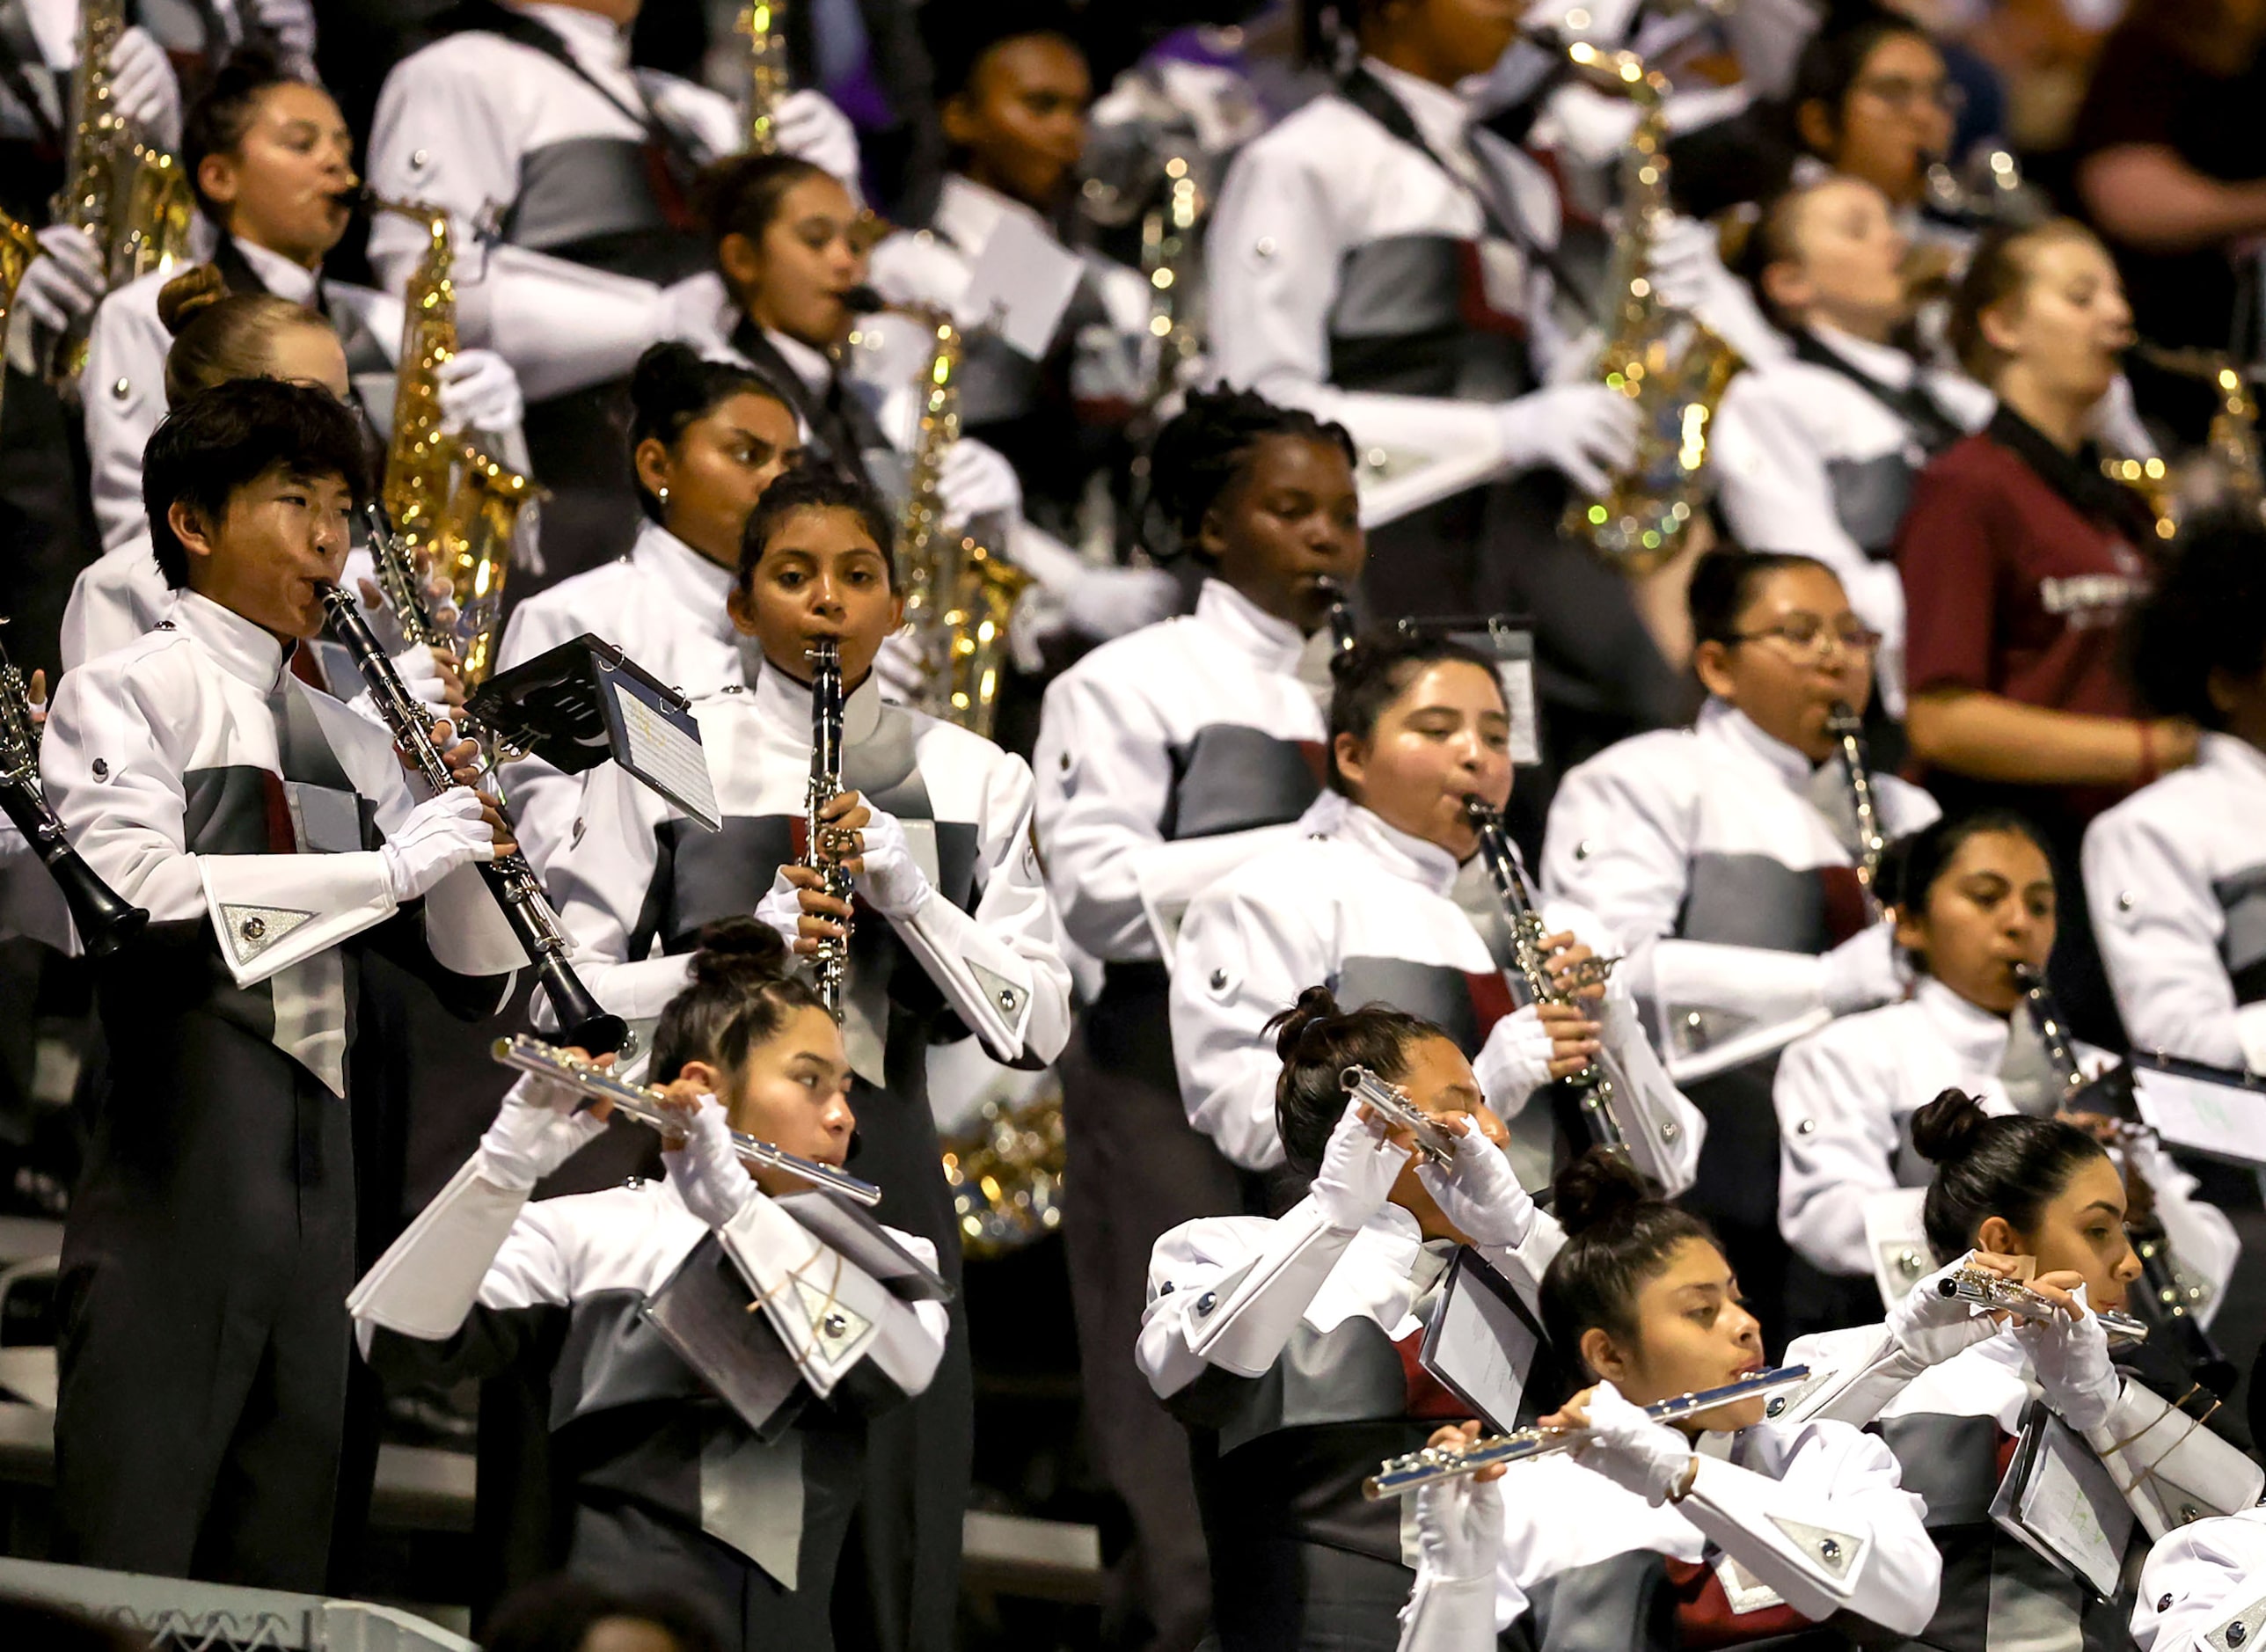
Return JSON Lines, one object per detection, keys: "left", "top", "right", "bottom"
{"left": 961, "top": 211, "right": 1084, "bottom": 360}
{"left": 608, "top": 676, "right": 721, "bottom": 831}
{"left": 2018, "top": 1426, "right": 2126, "bottom": 1596}
{"left": 2131, "top": 1065, "right": 2266, "bottom": 1167}
{"left": 1423, "top": 1258, "right": 1538, "bottom": 1434}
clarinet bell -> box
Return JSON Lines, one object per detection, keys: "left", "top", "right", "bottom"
{"left": 537, "top": 956, "right": 630, "bottom": 1058}
{"left": 66, "top": 859, "right": 149, "bottom": 957}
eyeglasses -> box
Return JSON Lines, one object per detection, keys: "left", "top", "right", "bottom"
{"left": 1729, "top": 618, "right": 1882, "bottom": 657}
{"left": 1850, "top": 75, "right": 1964, "bottom": 116}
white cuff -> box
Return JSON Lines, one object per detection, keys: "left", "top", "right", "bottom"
{"left": 1773, "top": 1325, "right": 1926, "bottom": 1427}
{"left": 1157, "top": 1199, "right": 1356, "bottom": 1389}
{"left": 347, "top": 1157, "right": 529, "bottom": 1345}
{"left": 2084, "top": 1379, "right": 2266, "bottom": 1542}
{"left": 717, "top": 1195, "right": 940, "bottom": 1400}
{"left": 892, "top": 893, "right": 1057, "bottom": 1064}
{"left": 420, "top": 859, "right": 527, "bottom": 982}
{"left": 198, "top": 851, "right": 398, "bottom": 987}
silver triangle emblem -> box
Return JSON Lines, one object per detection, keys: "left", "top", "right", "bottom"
{"left": 791, "top": 1275, "right": 870, "bottom": 1363}
{"left": 1767, "top": 1514, "right": 1862, "bottom": 1580}
{"left": 221, "top": 903, "right": 317, "bottom": 967}
{"left": 968, "top": 959, "right": 1023, "bottom": 1021}
{"left": 2207, "top": 1595, "right": 2266, "bottom": 1652}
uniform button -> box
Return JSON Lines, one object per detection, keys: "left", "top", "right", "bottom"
{"left": 1575, "top": 840, "right": 1593, "bottom": 860}
{"left": 1818, "top": 1537, "right": 1841, "bottom": 1562}
{"left": 1058, "top": 751, "right": 1071, "bottom": 771}
{"left": 1254, "top": 236, "right": 1276, "bottom": 258}
{"left": 91, "top": 758, "right": 109, "bottom": 778}
{"left": 1195, "top": 1290, "right": 1217, "bottom": 1314}
{"left": 1156, "top": 1281, "right": 1175, "bottom": 1297}
{"left": 998, "top": 989, "right": 1018, "bottom": 1010}
{"left": 2117, "top": 890, "right": 2135, "bottom": 911}
{"left": 822, "top": 1311, "right": 849, "bottom": 1337}
{"left": 112, "top": 377, "right": 130, "bottom": 400}
{"left": 1209, "top": 969, "right": 1227, "bottom": 990}
{"left": 2226, "top": 1624, "right": 2247, "bottom": 1648}
{"left": 2159, "top": 1596, "right": 2174, "bottom": 1613}
{"left": 239, "top": 916, "right": 266, "bottom": 940}
{"left": 410, "top": 148, "right": 430, "bottom": 169}
{"left": 1797, "top": 1118, "right": 1816, "bottom": 1135}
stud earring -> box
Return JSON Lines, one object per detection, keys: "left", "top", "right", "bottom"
{"left": 657, "top": 486, "right": 669, "bottom": 508}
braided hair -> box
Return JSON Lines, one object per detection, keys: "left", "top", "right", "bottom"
{"left": 1146, "top": 386, "right": 1356, "bottom": 559}
{"left": 1539, "top": 1151, "right": 1718, "bottom": 1378}
{"left": 648, "top": 918, "right": 830, "bottom": 1085}
{"left": 1266, "top": 985, "right": 1446, "bottom": 1178}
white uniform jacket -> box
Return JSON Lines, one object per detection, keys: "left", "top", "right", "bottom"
{"left": 1711, "top": 327, "right": 1992, "bottom": 715}
{"left": 1206, "top": 56, "right": 1574, "bottom": 473}
{"left": 1033, "top": 578, "right": 1327, "bottom": 967}
{"left": 1490, "top": 1415, "right": 1940, "bottom": 1641}
{"left": 491, "top": 518, "right": 749, "bottom": 877}
{"left": 1541, "top": 699, "right": 1939, "bottom": 1083}
{"left": 1773, "top": 977, "right": 2240, "bottom": 1302}
{"left": 2132, "top": 1508, "right": 2266, "bottom": 1652}
{"left": 38, "top": 591, "right": 522, "bottom": 1093}
{"left": 541, "top": 661, "right": 1071, "bottom": 1075}
{"left": 2084, "top": 734, "right": 2266, "bottom": 1077}
{"left": 80, "top": 237, "right": 406, "bottom": 558}
{"left": 1169, "top": 793, "right": 1702, "bottom": 1181}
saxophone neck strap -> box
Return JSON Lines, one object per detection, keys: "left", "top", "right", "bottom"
{"left": 1789, "top": 328, "right": 1966, "bottom": 455}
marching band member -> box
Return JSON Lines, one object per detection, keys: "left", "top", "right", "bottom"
{"left": 362, "top": 0, "right": 859, "bottom": 579}
{"left": 1713, "top": 179, "right": 1993, "bottom": 712}
{"left": 1485, "top": 1150, "right": 1941, "bottom": 1647}
{"left": 39, "top": 378, "right": 523, "bottom": 1589}
{"left": 2131, "top": 1509, "right": 2266, "bottom": 1652}
{"left": 1171, "top": 627, "right": 1701, "bottom": 1186}
{"left": 493, "top": 342, "right": 802, "bottom": 874}
{"left": 349, "top": 920, "right": 948, "bottom": 1652}
{"left": 1897, "top": 218, "right": 2188, "bottom": 1046}
{"left": 82, "top": 49, "right": 523, "bottom": 559}
{"left": 1875, "top": 1093, "right": 2252, "bottom": 1651}
{"left": 1776, "top": 810, "right": 2237, "bottom": 1333}
{"left": 1034, "top": 385, "right": 1368, "bottom": 1652}
{"left": 2085, "top": 515, "right": 2266, "bottom": 1075}
{"left": 1788, "top": 16, "right": 1960, "bottom": 229}
{"left": 1138, "top": 987, "right": 1565, "bottom": 1652}
{"left": 541, "top": 467, "right": 1071, "bottom": 1651}
{"left": 1543, "top": 550, "right": 1937, "bottom": 1341}
{"left": 1207, "top": 0, "right": 1695, "bottom": 742}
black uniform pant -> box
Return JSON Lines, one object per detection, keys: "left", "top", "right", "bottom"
{"left": 1061, "top": 964, "right": 1255, "bottom": 1652}
{"left": 1679, "top": 1063, "right": 1793, "bottom": 1354}
{"left": 54, "top": 1017, "right": 355, "bottom": 1590}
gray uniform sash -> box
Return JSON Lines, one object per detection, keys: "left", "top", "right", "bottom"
{"left": 1327, "top": 234, "right": 1535, "bottom": 402}
{"left": 1826, "top": 453, "right": 1920, "bottom": 560}
{"left": 502, "top": 136, "right": 706, "bottom": 282}
{"left": 2215, "top": 863, "right": 2266, "bottom": 1005}
{"left": 1162, "top": 726, "right": 1325, "bottom": 841}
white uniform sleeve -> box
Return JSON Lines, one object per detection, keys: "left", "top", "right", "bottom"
{"left": 1678, "top": 1423, "right": 1939, "bottom": 1635}
{"left": 1169, "top": 866, "right": 1335, "bottom": 1170}
{"left": 80, "top": 283, "right": 172, "bottom": 555}
{"left": 1774, "top": 1026, "right": 1904, "bottom": 1277}
{"left": 1206, "top": 135, "right": 1511, "bottom": 464}
{"left": 2085, "top": 805, "right": 2266, "bottom": 1076}
{"left": 1776, "top": 1323, "right": 1927, "bottom": 1428}
{"left": 886, "top": 749, "right": 1072, "bottom": 1066}
{"left": 348, "top": 1155, "right": 536, "bottom": 1345}
{"left": 542, "top": 759, "right": 695, "bottom": 1020}
{"left": 1137, "top": 1201, "right": 1353, "bottom": 1398}
{"left": 2132, "top": 1509, "right": 2266, "bottom": 1652}
{"left": 716, "top": 1197, "right": 948, "bottom": 1400}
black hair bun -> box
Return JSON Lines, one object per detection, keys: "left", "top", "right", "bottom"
{"left": 629, "top": 341, "right": 708, "bottom": 422}
{"left": 1550, "top": 1148, "right": 1651, "bottom": 1237}
{"left": 1910, "top": 1088, "right": 1991, "bottom": 1165}
{"left": 1268, "top": 984, "right": 1344, "bottom": 1062}
{"left": 688, "top": 916, "right": 793, "bottom": 987}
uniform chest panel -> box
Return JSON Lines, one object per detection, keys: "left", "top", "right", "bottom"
{"left": 1163, "top": 725, "right": 1325, "bottom": 842}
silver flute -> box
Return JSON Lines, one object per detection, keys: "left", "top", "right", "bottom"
{"left": 1363, "top": 1364, "right": 1813, "bottom": 1499}
{"left": 1341, "top": 1064, "right": 1459, "bottom": 1168}
{"left": 1936, "top": 1265, "right": 2148, "bottom": 1344}
{"left": 1825, "top": 700, "right": 1885, "bottom": 919}
{"left": 492, "top": 1034, "right": 882, "bottom": 1206}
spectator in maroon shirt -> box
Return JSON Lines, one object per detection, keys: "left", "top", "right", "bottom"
{"left": 1897, "top": 218, "right": 2199, "bottom": 1042}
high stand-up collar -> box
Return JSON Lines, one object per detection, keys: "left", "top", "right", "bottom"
{"left": 1359, "top": 55, "right": 1474, "bottom": 150}
{"left": 2200, "top": 731, "right": 2266, "bottom": 787}
{"left": 508, "top": 1, "right": 632, "bottom": 72}
{"left": 1698, "top": 698, "right": 1816, "bottom": 791}
{"left": 231, "top": 234, "right": 321, "bottom": 300}
{"left": 631, "top": 520, "right": 739, "bottom": 645}
{"left": 752, "top": 650, "right": 886, "bottom": 745}
{"left": 171, "top": 589, "right": 298, "bottom": 694}
{"left": 932, "top": 172, "right": 1054, "bottom": 259}
{"left": 1194, "top": 579, "right": 1305, "bottom": 675}
{"left": 1807, "top": 320, "right": 1917, "bottom": 391}
{"left": 1913, "top": 974, "right": 2014, "bottom": 1071}
{"left": 1329, "top": 797, "right": 1464, "bottom": 897}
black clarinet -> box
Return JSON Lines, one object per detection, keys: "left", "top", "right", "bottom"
{"left": 1318, "top": 578, "right": 1359, "bottom": 655}
{"left": 318, "top": 583, "right": 628, "bottom": 1056}
{"left": 0, "top": 624, "right": 147, "bottom": 956}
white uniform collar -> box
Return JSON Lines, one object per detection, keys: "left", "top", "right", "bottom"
{"left": 171, "top": 589, "right": 295, "bottom": 693}
{"left": 1334, "top": 800, "right": 1462, "bottom": 897}
{"left": 764, "top": 325, "right": 832, "bottom": 396}
{"left": 506, "top": 1, "right": 632, "bottom": 71}
{"left": 1359, "top": 55, "right": 1473, "bottom": 153}
{"left": 932, "top": 172, "right": 1052, "bottom": 259}
{"left": 230, "top": 235, "right": 321, "bottom": 303}
{"left": 2199, "top": 731, "right": 2266, "bottom": 786}
{"left": 631, "top": 520, "right": 738, "bottom": 644}
{"left": 1914, "top": 975, "right": 2013, "bottom": 1071}
{"left": 1808, "top": 319, "right": 1917, "bottom": 391}
{"left": 1698, "top": 697, "right": 1812, "bottom": 790}
{"left": 751, "top": 653, "right": 886, "bottom": 745}
{"left": 1195, "top": 579, "right": 1305, "bottom": 675}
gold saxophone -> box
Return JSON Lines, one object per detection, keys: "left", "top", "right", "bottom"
{"left": 1559, "top": 43, "right": 1741, "bottom": 574}
{"left": 740, "top": 0, "right": 791, "bottom": 155}
{"left": 370, "top": 194, "right": 541, "bottom": 689}
{"left": 48, "top": 0, "right": 194, "bottom": 380}
{"left": 2102, "top": 345, "right": 2262, "bottom": 541}
{"left": 0, "top": 211, "right": 40, "bottom": 429}
{"left": 895, "top": 308, "right": 1032, "bottom": 741}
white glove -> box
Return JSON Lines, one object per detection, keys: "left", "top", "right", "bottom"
{"left": 657, "top": 272, "right": 732, "bottom": 354}
{"left": 854, "top": 806, "right": 932, "bottom": 919}
{"left": 435, "top": 348, "right": 524, "bottom": 438}
{"left": 1475, "top": 1004, "right": 1558, "bottom": 1104}
{"left": 1496, "top": 384, "right": 1640, "bottom": 495}
{"left": 1058, "top": 563, "right": 1181, "bottom": 643}
{"left": 380, "top": 787, "right": 497, "bottom": 903}
{"left": 2014, "top": 1283, "right": 2123, "bottom": 1432}
{"left": 1645, "top": 214, "right": 1787, "bottom": 366}
{"left": 1415, "top": 1125, "right": 1537, "bottom": 1248}
{"left": 1413, "top": 1463, "right": 1507, "bottom": 1583}
{"left": 753, "top": 866, "right": 804, "bottom": 950}
{"left": 250, "top": 0, "right": 319, "bottom": 63}
{"left": 1311, "top": 1093, "right": 1411, "bottom": 1233}
{"left": 1820, "top": 921, "right": 1904, "bottom": 1015}
{"left": 771, "top": 89, "right": 861, "bottom": 190}
{"left": 473, "top": 1071, "right": 609, "bottom": 1191}
{"left": 872, "top": 630, "right": 925, "bottom": 702}
{"left": 1575, "top": 1380, "right": 1698, "bottom": 1506}
{"left": 388, "top": 640, "right": 456, "bottom": 722}
{"left": 108, "top": 26, "right": 183, "bottom": 150}
{"left": 12, "top": 226, "right": 106, "bottom": 336}
{"left": 662, "top": 1092, "right": 759, "bottom": 1229}
{"left": 1888, "top": 1252, "right": 2007, "bottom": 1365}
{"left": 936, "top": 439, "right": 1023, "bottom": 530}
